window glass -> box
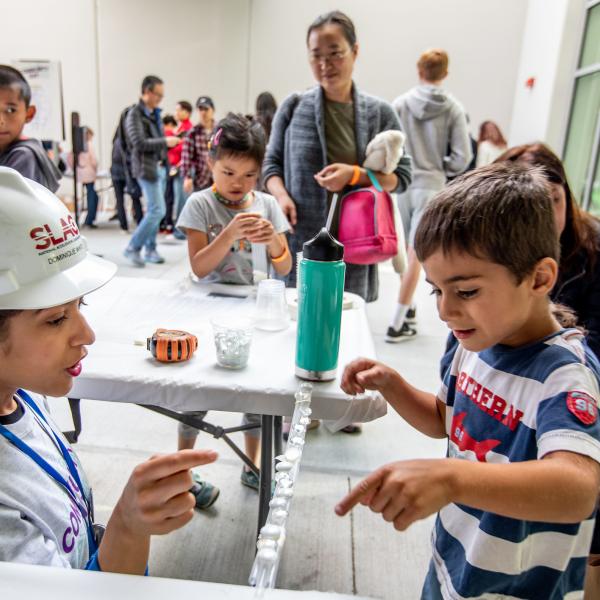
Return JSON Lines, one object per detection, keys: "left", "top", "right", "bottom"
{"left": 579, "top": 4, "right": 600, "bottom": 69}
{"left": 563, "top": 72, "right": 600, "bottom": 205}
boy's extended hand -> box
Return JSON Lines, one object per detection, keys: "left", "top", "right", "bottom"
{"left": 341, "top": 357, "right": 399, "bottom": 395}
{"left": 335, "top": 459, "right": 454, "bottom": 531}
{"left": 114, "top": 449, "right": 218, "bottom": 536}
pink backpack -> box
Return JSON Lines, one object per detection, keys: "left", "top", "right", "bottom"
{"left": 337, "top": 171, "right": 398, "bottom": 265}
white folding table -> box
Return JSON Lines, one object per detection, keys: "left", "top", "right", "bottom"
{"left": 1, "top": 562, "right": 373, "bottom": 599}
{"left": 69, "top": 276, "right": 385, "bottom": 533}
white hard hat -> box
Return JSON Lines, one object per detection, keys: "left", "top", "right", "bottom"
{"left": 0, "top": 167, "right": 117, "bottom": 309}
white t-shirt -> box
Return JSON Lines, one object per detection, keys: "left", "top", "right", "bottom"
{"left": 476, "top": 140, "right": 506, "bottom": 167}
{"left": 176, "top": 188, "right": 290, "bottom": 285}
{"left": 0, "top": 391, "right": 93, "bottom": 568}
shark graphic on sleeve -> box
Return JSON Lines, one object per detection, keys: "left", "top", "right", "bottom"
{"left": 450, "top": 412, "right": 501, "bottom": 462}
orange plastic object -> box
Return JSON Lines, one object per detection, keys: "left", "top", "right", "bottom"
{"left": 146, "top": 328, "right": 198, "bottom": 362}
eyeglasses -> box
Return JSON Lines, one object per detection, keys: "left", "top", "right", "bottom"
{"left": 308, "top": 50, "right": 350, "bottom": 66}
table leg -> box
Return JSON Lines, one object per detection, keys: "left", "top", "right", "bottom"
{"left": 274, "top": 415, "right": 283, "bottom": 458}
{"left": 257, "top": 415, "right": 273, "bottom": 538}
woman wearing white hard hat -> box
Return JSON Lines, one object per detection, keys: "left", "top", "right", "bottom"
{"left": 0, "top": 167, "right": 217, "bottom": 572}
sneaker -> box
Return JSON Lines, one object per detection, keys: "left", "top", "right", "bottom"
{"left": 161, "top": 233, "right": 178, "bottom": 245}
{"left": 144, "top": 249, "right": 165, "bottom": 264}
{"left": 340, "top": 423, "right": 362, "bottom": 434}
{"left": 385, "top": 322, "right": 417, "bottom": 343}
{"left": 241, "top": 468, "right": 260, "bottom": 491}
{"left": 123, "top": 247, "right": 145, "bottom": 267}
{"left": 189, "top": 472, "right": 220, "bottom": 509}
{"left": 406, "top": 306, "right": 417, "bottom": 325}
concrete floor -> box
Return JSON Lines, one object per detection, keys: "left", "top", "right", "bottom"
{"left": 51, "top": 209, "right": 449, "bottom": 599}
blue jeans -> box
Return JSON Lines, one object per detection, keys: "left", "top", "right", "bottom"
{"left": 128, "top": 168, "right": 167, "bottom": 252}
{"left": 421, "top": 561, "right": 443, "bottom": 600}
{"left": 84, "top": 183, "right": 98, "bottom": 225}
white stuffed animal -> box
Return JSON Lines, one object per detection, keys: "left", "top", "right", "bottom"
{"left": 363, "top": 130, "right": 406, "bottom": 174}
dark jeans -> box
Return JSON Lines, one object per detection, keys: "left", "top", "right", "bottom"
{"left": 84, "top": 183, "right": 98, "bottom": 225}
{"left": 113, "top": 178, "right": 143, "bottom": 231}
{"left": 160, "top": 173, "right": 176, "bottom": 230}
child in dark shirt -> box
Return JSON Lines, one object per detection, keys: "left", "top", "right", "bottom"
{"left": 0, "top": 65, "right": 61, "bottom": 192}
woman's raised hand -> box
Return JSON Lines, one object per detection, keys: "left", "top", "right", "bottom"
{"left": 314, "top": 163, "right": 354, "bottom": 192}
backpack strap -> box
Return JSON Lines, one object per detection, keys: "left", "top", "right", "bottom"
{"left": 365, "top": 168, "right": 383, "bottom": 192}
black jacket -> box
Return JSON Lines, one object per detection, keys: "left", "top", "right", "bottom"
{"left": 124, "top": 101, "right": 167, "bottom": 181}
{"left": 551, "top": 238, "right": 600, "bottom": 358}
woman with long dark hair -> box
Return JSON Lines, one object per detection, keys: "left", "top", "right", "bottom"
{"left": 476, "top": 120, "right": 507, "bottom": 167}
{"left": 255, "top": 92, "right": 277, "bottom": 141}
{"left": 498, "top": 143, "right": 600, "bottom": 358}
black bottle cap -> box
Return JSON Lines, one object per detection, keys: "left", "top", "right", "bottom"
{"left": 302, "top": 227, "right": 344, "bottom": 261}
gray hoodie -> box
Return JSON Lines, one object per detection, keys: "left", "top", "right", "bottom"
{"left": 393, "top": 84, "right": 472, "bottom": 190}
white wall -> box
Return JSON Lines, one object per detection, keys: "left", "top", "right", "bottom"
{"left": 248, "top": 0, "right": 528, "bottom": 142}
{"left": 508, "top": 0, "right": 587, "bottom": 152}
{"left": 0, "top": 0, "right": 100, "bottom": 151}
{"left": 96, "top": 0, "right": 250, "bottom": 168}
{"left": 1, "top": 0, "right": 530, "bottom": 168}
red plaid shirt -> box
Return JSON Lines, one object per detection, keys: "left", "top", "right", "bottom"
{"left": 181, "top": 124, "right": 212, "bottom": 190}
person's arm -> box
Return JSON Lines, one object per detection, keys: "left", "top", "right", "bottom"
{"left": 336, "top": 451, "right": 600, "bottom": 531}
{"left": 268, "top": 233, "right": 292, "bottom": 276}
{"left": 125, "top": 108, "right": 168, "bottom": 154}
{"left": 97, "top": 449, "right": 217, "bottom": 574}
{"left": 180, "top": 135, "right": 193, "bottom": 179}
{"left": 444, "top": 108, "right": 473, "bottom": 177}
{"left": 341, "top": 358, "right": 446, "bottom": 438}
{"left": 266, "top": 176, "right": 296, "bottom": 228}
{"left": 185, "top": 213, "right": 263, "bottom": 279}
{"left": 582, "top": 251, "right": 600, "bottom": 358}
{"left": 263, "top": 94, "right": 299, "bottom": 226}
{"left": 245, "top": 221, "right": 292, "bottom": 276}
{"left": 314, "top": 164, "right": 399, "bottom": 193}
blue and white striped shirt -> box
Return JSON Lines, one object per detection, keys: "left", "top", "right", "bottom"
{"left": 435, "top": 329, "right": 600, "bottom": 599}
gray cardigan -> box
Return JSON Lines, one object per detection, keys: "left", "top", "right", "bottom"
{"left": 263, "top": 84, "right": 412, "bottom": 301}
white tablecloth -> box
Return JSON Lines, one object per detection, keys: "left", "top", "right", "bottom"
{"left": 1, "top": 562, "right": 372, "bottom": 599}
{"left": 71, "top": 277, "right": 386, "bottom": 428}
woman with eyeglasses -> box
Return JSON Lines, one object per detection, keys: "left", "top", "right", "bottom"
{"left": 263, "top": 10, "right": 412, "bottom": 303}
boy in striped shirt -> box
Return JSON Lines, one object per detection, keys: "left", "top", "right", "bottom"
{"left": 337, "top": 162, "right": 600, "bottom": 599}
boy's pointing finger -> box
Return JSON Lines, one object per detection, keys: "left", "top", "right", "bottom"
{"left": 335, "top": 469, "right": 384, "bottom": 516}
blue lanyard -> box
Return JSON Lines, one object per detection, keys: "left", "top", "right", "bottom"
{"left": 0, "top": 390, "right": 97, "bottom": 557}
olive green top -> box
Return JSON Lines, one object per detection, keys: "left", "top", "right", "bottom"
{"left": 324, "top": 99, "right": 357, "bottom": 166}
{"left": 324, "top": 99, "right": 357, "bottom": 234}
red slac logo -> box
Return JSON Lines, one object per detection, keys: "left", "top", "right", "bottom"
{"left": 29, "top": 216, "right": 79, "bottom": 251}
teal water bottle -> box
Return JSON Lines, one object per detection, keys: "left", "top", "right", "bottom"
{"left": 295, "top": 228, "right": 346, "bottom": 381}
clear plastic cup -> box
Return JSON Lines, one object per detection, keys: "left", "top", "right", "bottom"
{"left": 254, "top": 279, "right": 290, "bottom": 331}
{"left": 211, "top": 316, "right": 254, "bottom": 369}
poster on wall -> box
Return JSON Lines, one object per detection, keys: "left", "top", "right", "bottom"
{"left": 11, "top": 60, "right": 65, "bottom": 142}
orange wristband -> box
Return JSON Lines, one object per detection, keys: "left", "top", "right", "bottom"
{"left": 270, "top": 245, "right": 289, "bottom": 263}
{"left": 349, "top": 165, "right": 361, "bottom": 186}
